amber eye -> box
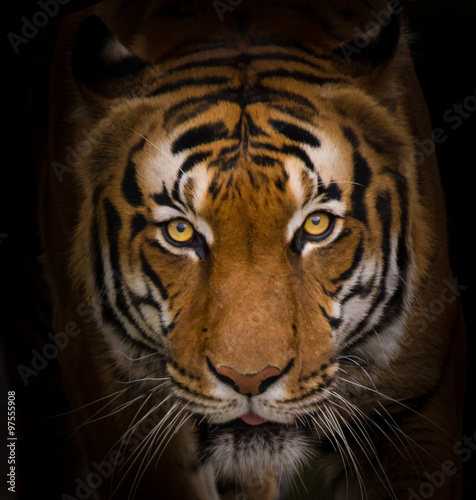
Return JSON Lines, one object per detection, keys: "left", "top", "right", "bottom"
{"left": 303, "top": 212, "right": 332, "bottom": 237}
{"left": 165, "top": 219, "right": 195, "bottom": 243}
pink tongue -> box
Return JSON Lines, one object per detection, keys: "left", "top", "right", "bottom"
{"left": 240, "top": 412, "right": 268, "bottom": 425}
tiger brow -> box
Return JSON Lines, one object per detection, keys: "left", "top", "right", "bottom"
{"left": 269, "top": 119, "right": 321, "bottom": 148}
{"left": 171, "top": 122, "right": 229, "bottom": 155}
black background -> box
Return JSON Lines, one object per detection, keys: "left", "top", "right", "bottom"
{"left": 2, "top": 0, "right": 475, "bottom": 498}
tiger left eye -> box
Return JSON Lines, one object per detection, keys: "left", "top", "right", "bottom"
{"left": 303, "top": 212, "right": 332, "bottom": 237}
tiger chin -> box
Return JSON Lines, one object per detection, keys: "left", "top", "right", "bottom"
{"left": 34, "top": 0, "right": 466, "bottom": 499}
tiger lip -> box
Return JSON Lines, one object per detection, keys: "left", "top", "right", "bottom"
{"left": 240, "top": 412, "right": 269, "bottom": 425}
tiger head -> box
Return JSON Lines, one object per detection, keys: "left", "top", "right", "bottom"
{"left": 69, "top": 4, "right": 433, "bottom": 482}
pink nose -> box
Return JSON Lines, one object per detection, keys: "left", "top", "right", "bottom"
{"left": 207, "top": 358, "right": 285, "bottom": 396}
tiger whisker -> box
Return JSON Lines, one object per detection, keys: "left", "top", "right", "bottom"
{"left": 116, "top": 378, "right": 171, "bottom": 386}
{"left": 152, "top": 407, "right": 192, "bottom": 468}
{"left": 337, "top": 375, "right": 457, "bottom": 477}
{"left": 327, "top": 395, "right": 399, "bottom": 500}
{"left": 46, "top": 386, "right": 132, "bottom": 422}
{"left": 110, "top": 400, "right": 182, "bottom": 499}
{"left": 318, "top": 406, "right": 354, "bottom": 498}
{"left": 339, "top": 376, "right": 453, "bottom": 440}
{"left": 116, "top": 391, "right": 173, "bottom": 461}
{"left": 129, "top": 407, "right": 192, "bottom": 500}
{"left": 336, "top": 361, "right": 431, "bottom": 477}
{"left": 326, "top": 404, "right": 369, "bottom": 499}
{"left": 111, "top": 402, "right": 184, "bottom": 496}
{"left": 109, "top": 349, "right": 163, "bottom": 362}
{"left": 64, "top": 389, "right": 134, "bottom": 436}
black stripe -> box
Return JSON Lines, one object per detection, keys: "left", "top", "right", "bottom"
{"left": 250, "top": 154, "right": 281, "bottom": 167}
{"left": 130, "top": 213, "right": 147, "bottom": 241}
{"left": 342, "top": 191, "right": 393, "bottom": 348}
{"left": 208, "top": 180, "right": 221, "bottom": 200}
{"left": 392, "top": 173, "right": 410, "bottom": 274}
{"left": 341, "top": 273, "right": 376, "bottom": 305}
{"left": 159, "top": 38, "right": 237, "bottom": 60}
{"left": 372, "top": 279, "right": 405, "bottom": 332}
{"left": 91, "top": 196, "right": 126, "bottom": 333}
{"left": 247, "top": 36, "right": 331, "bottom": 60}
{"left": 254, "top": 86, "right": 318, "bottom": 114}
{"left": 104, "top": 199, "right": 159, "bottom": 346}
{"left": 212, "top": 143, "right": 240, "bottom": 158}
{"left": 332, "top": 237, "right": 364, "bottom": 283}
{"left": 166, "top": 57, "right": 242, "bottom": 75}
{"left": 274, "top": 177, "right": 286, "bottom": 191}
{"left": 122, "top": 138, "right": 146, "bottom": 207}
{"left": 249, "top": 51, "right": 329, "bottom": 72}
{"left": 153, "top": 185, "right": 182, "bottom": 211}
{"left": 370, "top": 173, "right": 410, "bottom": 330}
{"left": 104, "top": 198, "right": 123, "bottom": 261}
{"left": 351, "top": 150, "right": 372, "bottom": 225}
{"left": 149, "top": 76, "right": 230, "bottom": 97}
{"left": 103, "top": 200, "right": 131, "bottom": 312}
{"left": 92, "top": 197, "right": 156, "bottom": 351}
{"left": 245, "top": 114, "right": 267, "bottom": 137}
{"left": 319, "top": 180, "right": 342, "bottom": 201}
{"left": 269, "top": 119, "right": 321, "bottom": 148}
{"left": 258, "top": 68, "right": 344, "bottom": 87}
{"left": 319, "top": 305, "right": 342, "bottom": 329}
{"left": 91, "top": 187, "right": 106, "bottom": 296}
{"left": 342, "top": 126, "right": 360, "bottom": 149}
{"left": 172, "top": 151, "right": 212, "bottom": 205}
{"left": 91, "top": 207, "right": 105, "bottom": 297}
{"left": 165, "top": 50, "right": 329, "bottom": 78}
{"left": 216, "top": 153, "right": 239, "bottom": 171}
{"left": 140, "top": 250, "right": 169, "bottom": 301}
{"left": 172, "top": 122, "right": 228, "bottom": 154}
{"left": 164, "top": 86, "right": 317, "bottom": 126}
{"left": 281, "top": 144, "right": 314, "bottom": 171}
{"left": 130, "top": 286, "right": 174, "bottom": 337}
{"left": 179, "top": 151, "right": 212, "bottom": 177}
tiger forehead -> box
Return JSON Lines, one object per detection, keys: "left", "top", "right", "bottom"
{"left": 170, "top": 110, "right": 322, "bottom": 162}
{"left": 167, "top": 110, "right": 323, "bottom": 205}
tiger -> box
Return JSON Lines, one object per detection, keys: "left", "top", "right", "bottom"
{"left": 32, "top": 0, "right": 467, "bottom": 498}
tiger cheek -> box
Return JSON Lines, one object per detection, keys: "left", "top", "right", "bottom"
{"left": 295, "top": 221, "right": 362, "bottom": 348}
{"left": 294, "top": 265, "right": 335, "bottom": 354}
{"left": 316, "top": 221, "right": 363, "bottom": 284}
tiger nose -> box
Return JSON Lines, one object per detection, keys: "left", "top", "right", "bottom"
{"left": 207, "top": 358, "right": 284, "bottom": 396}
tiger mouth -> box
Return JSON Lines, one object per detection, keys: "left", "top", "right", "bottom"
{"left": 196, "top": 417, "right": 297, "bottom": 459}
{"left": 198, "top": 417, "right": 283, "bottom": 434}
{"left": 239, "top": 411, "right": 268, "bottom": 425}
{"left": 195, "top": 411, "right": 311, "bottom": 440}
{"left": 195, "top": 413, "right": 314, "bottom": 477}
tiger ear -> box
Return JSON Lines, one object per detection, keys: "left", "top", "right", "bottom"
{"left": 71, "top": 16, "right": 150, "bottom": 106}
{"left": 332, "top": 8, "right": 402, "bottom": 77}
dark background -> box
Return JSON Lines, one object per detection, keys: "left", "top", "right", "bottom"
{"left": 2, "top": 0, "right": 475, "bottom": 498}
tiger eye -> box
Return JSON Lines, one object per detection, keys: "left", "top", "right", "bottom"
{"left": 166, "top": 219, "right": 195, "bottom": 243}
{"left": 303, "top": 212, "right": 331, "bottom": 236}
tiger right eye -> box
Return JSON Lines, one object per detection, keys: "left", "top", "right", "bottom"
{"left": 166, "top": 219, "right": 195, "bottom": 243}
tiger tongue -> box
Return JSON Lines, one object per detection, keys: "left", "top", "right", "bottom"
{"left": 240, "top": 412, "right": 268, "bottom": 425}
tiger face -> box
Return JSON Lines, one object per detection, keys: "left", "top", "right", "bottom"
{"left": 68, "top": 5, "right": 439, "bottom": 490}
